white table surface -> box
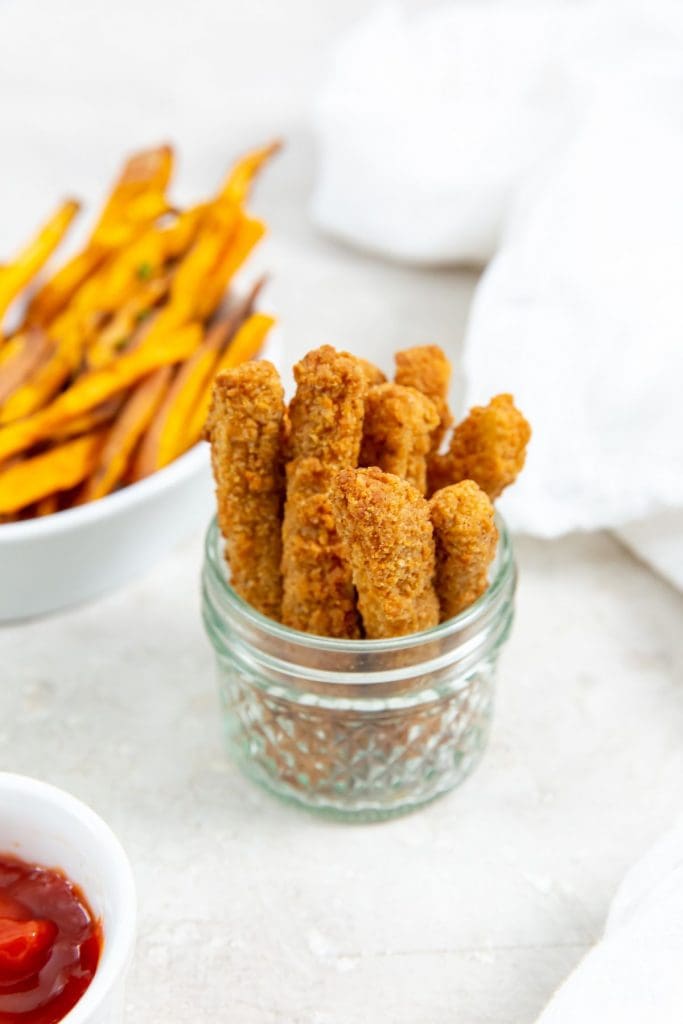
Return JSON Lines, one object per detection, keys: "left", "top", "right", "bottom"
{"left": 2, "top": 2, "right": 683, "bottom": 1022}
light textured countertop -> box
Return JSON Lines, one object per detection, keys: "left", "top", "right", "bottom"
{"left": 2, "top": 507, "right": 682, "bottom": 1024}
{"left": 2, "top": 2, "right": 683, "bottom": 1021}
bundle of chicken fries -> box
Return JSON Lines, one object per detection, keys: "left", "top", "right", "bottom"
{"left": 0, "top": 140, "right": 280, "bottom": 521}
{"left": 208, "top": 344, "right": 530, "bottom": 639}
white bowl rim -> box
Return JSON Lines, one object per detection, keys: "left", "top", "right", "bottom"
{"left": 0, "top": 441, "right": 208, "bottom": 544}
{"left": 0, "top": 772, "right": 137, "bottom": 1024}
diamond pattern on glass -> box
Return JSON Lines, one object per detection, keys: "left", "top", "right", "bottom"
{"left": 219, "top": 664, "right": 494, "bottom": 816}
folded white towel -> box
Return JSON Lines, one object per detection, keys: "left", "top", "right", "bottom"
{"left": 537, "top": 819, "right": 683, "bottom": 1023}
{"left": 313, "top": 0, "right": 683, "bottom": 589}
{"left": 464, "top": 69, "right": 683, "bottom": 581}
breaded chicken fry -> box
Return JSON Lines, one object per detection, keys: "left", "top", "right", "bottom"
{"left": 428, "top": 393, "right": 530, "bottom": 499}
{"left": 207, "top": 360, "right": 285, "bottom": 620}
{"left": 360, "top": 383, "right": 439, "bottom": 494}
{"left": 287, "top": 345, "right": 366, "bottom": 465}
{"left": 394, "top": 345, "right": 453, "bottom": 453}
{"left": 430, "top": 481, "right": 498, "bottom": 620}
{"left": 331, "top": 467, "right": 439, "bottom": 639}
{"left": 282, "top": 345, "right": 366, "bottom": 636}
{"left": 357, "top": 358, "right": 386, "bottom": 386}
{"left": 282, "top": 457, "right": 360, "bottom": 639}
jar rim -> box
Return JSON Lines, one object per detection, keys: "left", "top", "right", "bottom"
{"left": 203, "top": 512, "right": 515, "bottom": 654}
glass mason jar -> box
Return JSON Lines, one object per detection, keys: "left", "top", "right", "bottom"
{"left": 202, "top": 515, "right": 516, "bottom": 821}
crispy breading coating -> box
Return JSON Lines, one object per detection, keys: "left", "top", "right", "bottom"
{"left": 281, "top": 457, "right": 360, "bottom": 638}
{"left": 394, "top": 345, "right": 453, "bottom": 453}
{"left": 206, "top": 360, "right": 285, "bottom": 620}
{"left": 357, "top": 358, "right": 387, "bottom": 386}
{"left": 430, "top": 480, "right": 498, "bottom": 620}
{"left": 360, "top": 382, "right": 439, "bottom": 494}
{"left": 330, "top": 467, "right": 440, "bottom": 639}
{"left": 428, "top": 393, "right": 531, "bottom": 499}
{"left": 287, "top": 345, "right": 366, "bottom": 465}
{"left": 282, "top": 345, "right": 366, "bottom": 637}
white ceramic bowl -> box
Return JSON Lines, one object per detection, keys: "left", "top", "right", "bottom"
{"left": 0, "top": 326, "right": 282, "bottom": 622}
{"left": 0, "top": 773, "right": 136, "bottom": 1024}
{"left": 0, "top": 442, "right": 214, "bottom": 621}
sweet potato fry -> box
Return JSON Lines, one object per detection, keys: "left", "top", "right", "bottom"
{"left": 131, "top": 334, "right": 217, "bottom": 477}
{"left": 195, "top": 215, "right": 266, "bottom": 321}
{"left": 135, "top": 305, "right": 276, "bottom": 477}
{"left": 0, "top": 315, "right": 86, "bottom": 424}
{"left": 394, "top": 345, "right": 453, "bottom": 454}
{"left": 80, "top": 367, "right": 172, "bottom": 502}
{"left": 360, "top": 382, "right": 439, "bottom": 494}
{"left": 51, "top": 397, "right": 124, "bottom": 442}
{"left": 0, "top": 199, "right": 80, "bottom": 324}
{"left": 0, "top": 431, "right": 106, "bottom": 515}
{"left": 90, "top": 145, "right": 173, "bottom": 248}
{"left": 0, "top": 323, "right": 201, "bottom": 463}
{"left": 77, "top": 232, "right": 167, "bottom": 319}
{"left": 34, "top": 494, "right": 60, "bottom": 517}
{"left": 160, "top": 205, "right": 207, "bottom": 259}
{"left": 25, "top": 250, "right": 99, "bottom": 330}
{"left": 0, "top": 141, "right": 275, "bottom": 524}
{"left": 8, "top": 247, "right": 174, "bottom": 421}
{"left": 208, "top": 274, "right": 266, "bottom": 338}
{"left": 219, "top": 140, "right": 281, "bottom": 206}
{"left": 330, "top": 467, "right": 440, "bottom": 639}
{"left": 428, "top": 393, "right": 531, "bottom": 499}
{"left": 27, "top": 146, "right": 173, "bottom": 326}
{"left": 81, "top": 203, "right": 204, "bottom": 323}
{"left": 430, "top": 480, "right": 498, "bottom": 620}
{"left": 85, "top": 274, "right": 170, "bottom": 370}
{"left": 215, "top": 312, "right": 274, "bottom": 373}
{"left": 169, "top": 203, "right": 240, "bottom": 317}
{"left": 206, "top": 360, "right": 285, "bottom": 620}
{"left": 0, "top": 329, "right": 53, "bottom": 406}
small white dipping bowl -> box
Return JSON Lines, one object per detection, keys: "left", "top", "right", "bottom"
{"left": 0, "top": 773, "right": 136, "bottom": 1024}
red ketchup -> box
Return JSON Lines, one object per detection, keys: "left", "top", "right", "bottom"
{"left": 0, "top": 855, "right": 101, "bottom": 1024}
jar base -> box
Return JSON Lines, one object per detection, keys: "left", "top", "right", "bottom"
{"left": 226, "top": 734, "right": 489, "bottom": 823}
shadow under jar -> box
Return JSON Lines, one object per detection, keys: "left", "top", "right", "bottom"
{"left": 202, "top": 515, "right": 516, "bottom": 821}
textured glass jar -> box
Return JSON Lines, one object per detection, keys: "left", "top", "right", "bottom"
{"left": 202, "top": 515, "right": 516, "bottom": 821}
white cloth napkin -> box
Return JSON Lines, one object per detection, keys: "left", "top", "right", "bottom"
{"left": 536, "top": 819, "right": 683, "bottom": 1023}
{"left": 312, "top": 0, "right": 683, "bottom": 589}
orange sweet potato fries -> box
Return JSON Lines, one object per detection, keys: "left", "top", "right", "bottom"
{"left": 0, "top": 141, "right": 279, "bottom": 520}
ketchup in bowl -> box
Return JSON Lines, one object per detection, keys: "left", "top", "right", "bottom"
{"left": 0, "top": 855, "right": 101, "bottom": 1024}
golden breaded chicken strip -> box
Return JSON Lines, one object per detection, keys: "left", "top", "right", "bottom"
{"left": 287, "top": 345, "right": 366, "bottom": 465}
{"left": 394, "top": 345, "right": 453, "bottom": 453}
{"left": 357, "top": 358, "right": 386, "bottom": 386}
{"left": 360, "top": 382, "right": 439, "bottom": 495}
{"left": 206, "top": 360, "right": 285, "bottom": 620}
{"left": 281, "top": 457, "right": 360, "bottom": 639}
{"left": 282, "top": 345, "right": 366, "bottom": 636}
{"left": 331, "top": 467, "right": 439, "bottom": 639}
{"left": 430, "top": 480, "right": 498, "bottom": 620}
{"left": 428, "top": 393, "right": 530, "bottom": 499}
